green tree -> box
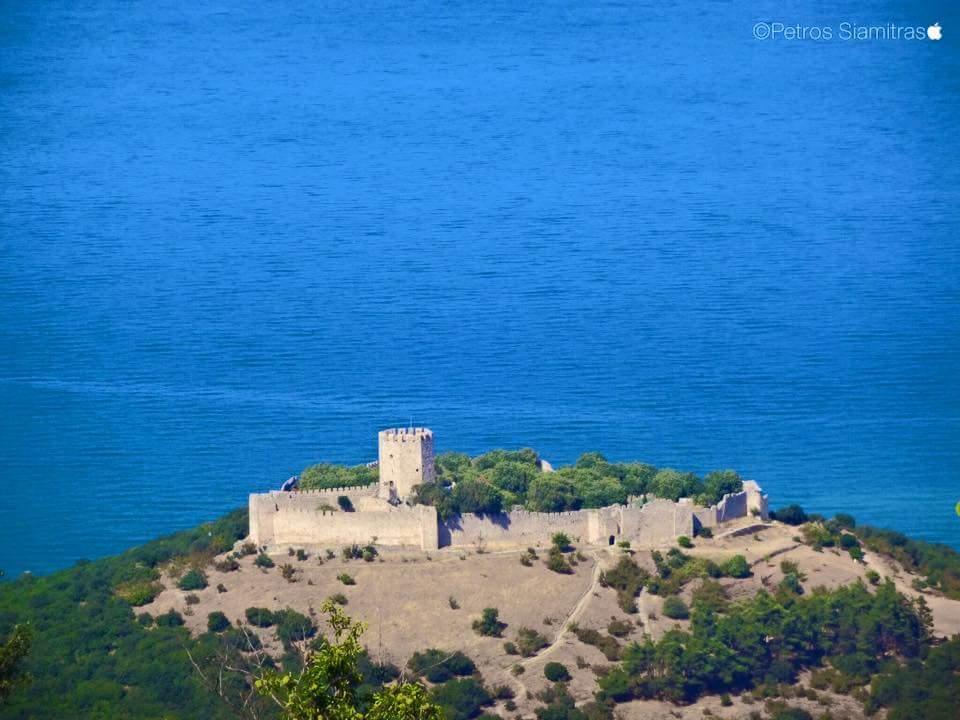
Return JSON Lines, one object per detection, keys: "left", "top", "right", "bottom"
{"left": 0, "top": 624, "right": 32, "bottom": 704}
{"left": 527, "top": 475, "right": 581, "bottom": 512}
{"left": 255, "top": 601, "right": 442, "bottom": 720}
{"left": 450, "top": 479, "right": 503, "bottom": 515}
{"left": 697, "top": 470, "right": 743, "bottom": 506}
{"left": 649, "top": 469, "right": 703, "bottom": 502}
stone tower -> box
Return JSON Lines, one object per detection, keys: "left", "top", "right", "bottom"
{"left": 378, "top": 427, "right": 435, "bottom": 503}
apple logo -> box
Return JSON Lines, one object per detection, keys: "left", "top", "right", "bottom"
{"left": 927, "top": 22, "right": 942, "bottom": 40}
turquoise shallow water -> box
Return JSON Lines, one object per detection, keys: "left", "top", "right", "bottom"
{"left": 1, "top": 1, "right": 958, "bottom": 577}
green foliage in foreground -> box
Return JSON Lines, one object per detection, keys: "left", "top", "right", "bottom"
{"left": 414, "top": 449, "right": 744, "bottom": 518}
{"left": 597, "top": 579, "right": 928, "bottom": 705}
{"left": 300, "top": 462, "right": 378, "bottom": 491}
{"left": 255, "top": 601, "right": 442, "bottom": 720}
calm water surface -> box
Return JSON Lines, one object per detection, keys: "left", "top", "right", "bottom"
{"left": 1, "top": 1, "right": 958, "bottom": 576}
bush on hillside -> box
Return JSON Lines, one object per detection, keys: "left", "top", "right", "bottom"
{"left": 177, "top": 568, "right": 208, "bottom": 591}
{"left": 543, "top": 662, "right": 571, "bottom": 682}
{"left": 472, "top": 608, "right": 506, "bottom": 637}
{"left": 207, "top": 611, "right": 231, "bottom": 633}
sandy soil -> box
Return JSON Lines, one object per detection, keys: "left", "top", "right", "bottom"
{"left": 141, "top": 519, "right": 960, "bottom": 718}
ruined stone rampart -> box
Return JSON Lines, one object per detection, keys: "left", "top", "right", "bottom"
{"left": 439, "top": 498, "right": 697, "bottom": 550}
{"left": 691, "top": 481, "right": 770, "bottom": 531}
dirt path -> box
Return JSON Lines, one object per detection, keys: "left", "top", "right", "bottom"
{"left": 522, "top": 550, "right": 605, "bottom": 666}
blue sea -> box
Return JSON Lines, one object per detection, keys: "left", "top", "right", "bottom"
{"left": 1, "top": 1, "right": 958, "bottom": 578}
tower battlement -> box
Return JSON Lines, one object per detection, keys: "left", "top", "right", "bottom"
{"left": 378, "top": 427, "right": 435, "bottom": 502}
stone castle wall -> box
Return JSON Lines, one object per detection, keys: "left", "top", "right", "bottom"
{"left": 439, "top": 499, "right": 697, "bottom": 550}
{"left": 250, "top": 491, "right": 437, "bottom": 550}
{"left": 691, "top": 481, "right": 769, "bottom": 531}
{"left": 250, "top": 462, "right": 768, "bottom": 550}
{"left": 249, "top": 485, "right": 766, "bottom": 553}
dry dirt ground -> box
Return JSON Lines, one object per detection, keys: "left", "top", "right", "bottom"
{"left": 142, "top": 518, "right": 960, "bottom": 719}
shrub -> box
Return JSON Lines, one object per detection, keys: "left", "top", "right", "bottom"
{"left": 551, "top": 532, "right": 573, "bottom": 552}
{"left": 691, "top": 579, "right": 730, "bottom": 613}
{"left": 214, "top": 557, "right": 240, "bottom": 572}
{"left": 722, "top": 555, "right": 751, "bottom": 578}
{"left": 177, "top": 568, "right": 208, "bottom": 591}
{"left": 295, "top": 548, "right": 308, "bottom": 561}
{"left": 834, "top": 513, "right": 856, "bottom": 529}
{"left": 115, "top": 579, "right": 163, "bottom": 606}
{"left": 599, "top": 555, "right": 651, "bottom": 612}
{"left": 155, "top": 609, "right": 185, "bottom": 627}
{"left": 607, "top": 619, "right": 632, "bottom": 637}
{"left": 222, "top": 627, "right": 263, "bottom": 651}
{"left": 504, "top": 641, "right": 518, "bottom": 655}
{"left": 337, "top": 573, "right": 355, "bottom": 586}
{"left": 216, "top": 583, "right": 227, "bottom": 593}
{"left": 207, "top": 611, "right": 231, "bottom": 633}
{"left": 280, "top": 564, "right": 298, "bottom": 582}
{"left": 472, "top": 608, "right": 506, "bottom": 637}
{"left": 254, "top": 553, "right": 274, "bottom": 569}
{"left": 772, "top": 505, "right": 809, "bottom": 526}
{"left": 677, "top": 536, "right": 694, "bottom": 549}
{"left": 573, "top": 627, "right": 621, "bottom": 660}
{"left": 544, "top": 662, "right": 571, "bottom": 682}
{"left": 274, "top": 609, "right": 317, "bottom": 647}
{"left": 839, "top": 533, "right": 859, "bottom": 550}
{"left": 866, "top": 569, "right": 881, "bottom": 585}
{"left": 546, "top": 547, "right": 573, "bottom": 574}
{"left": 430, "top": 678, "right": 491, "bottom": 720}
{"left": 407, "top": 648, "right": 476, "bottom": 683}
{"left": 184, "top": 593, "right": 200, "bottom": 605}
{"left": 329, "top": 592, "right": 348, "bottom": 605}
{"left": 245, "top": 607, "right": 276, "bottom": 627}
{"left": 778, "top": 573, "right": 804, "bottom": 597}
{"left": 361, "top": 545, "right": 378, "bottom": 562}
{"left": 237, "top": 541, "right": 258, "bottom": 557}
{"left": 448, "top": 596, "right": 460, "bottom": 610}
{"left": 515, "top": 627, "right": 548, "bottom": 657}
{"left": 662, "top": 596, "right": 690, "bottom": 620}
{"left": 136, "top": 612, "right": 153, "bottom": 627}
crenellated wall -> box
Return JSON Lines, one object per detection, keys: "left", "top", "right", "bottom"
{"left": 250, "top": 483, "right": 766, "bottom": 552}
{"left": 250, "top": 491, "right": 438, "bottom": 550}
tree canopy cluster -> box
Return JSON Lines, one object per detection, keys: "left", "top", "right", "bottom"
{"left": 597, "top": 579, "right": 930, "bottom": 706}
{"left": 412, "top": 449, "right": 744, "bottom": 517}
{"left": 299, "top": 462, "right": 379, "bottom": 491}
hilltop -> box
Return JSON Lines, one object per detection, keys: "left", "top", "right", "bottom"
{"left": 0, "top": 449, "right": 958, "bottom": 719}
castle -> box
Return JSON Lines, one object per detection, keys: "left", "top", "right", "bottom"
{"left": 248, "top": 428, "right": 769, "bottom": 552}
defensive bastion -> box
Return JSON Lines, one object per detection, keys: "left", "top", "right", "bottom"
{"left": 248, "top": 428, "right": 769, "bottom": 552}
